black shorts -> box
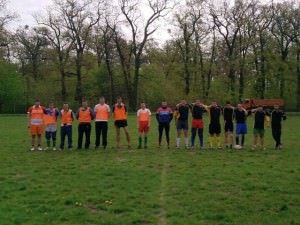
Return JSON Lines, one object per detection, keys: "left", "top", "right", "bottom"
{"left": 114, "top": 120, "right": 128, "bottom": 128}
{"left": 209, "top": 123, "right": 221, "bottom": 135}
{"left": 224, "top": 121, "right": 234, "bottom": 132}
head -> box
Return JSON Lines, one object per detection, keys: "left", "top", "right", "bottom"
{"left": 117, "top": 96, "right": 123, "bottom": 105}
{"left": 49, "top": 102, "right": 54, "bottom": 109}
{"left": 180, "top": 99, "right": 187, "bottom": 105}
{"left": 140, "top": 102, "right": 146, "bottom": 109}
{"left": 161, "top": 101, "right": 167, "bottom": 108}
{"left": 274, "top": 104, "right": 279, "bottom": 110}
{"left": 195, "top": 99, "right": 202, "bottom": 105}
{"left": 99, "top": 96, "right": 105, "bottom": 104}
{"left": 237, "top": 104, "right": 242, "bottom": 110}
{"left": 82, "top": 101, "right": 88, "bottom": 108}
{"left": 257, "top": 105, "right": 263, "bottom": 111}
{"left": 34, "top": 99, "right": 40, "bottom": 107}
{"left": 225, "top": 101, "right": 231, "bottom": 107}
{"left": 211, "top": 101, "right": 217, "bottom": 107}
{"left": 63, "top": 103, "right": 69, "bottom": 111}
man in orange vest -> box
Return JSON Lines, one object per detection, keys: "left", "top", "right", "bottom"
{"left": 27, "top": 99, "right": 46, "bottom": 151}
{"left": 59, "top": 103, "right": 74, "bottom": 150}
{"left": 76, "top": 101, "right": 95, "bottom": 149}
{"left": 112, "top": 97, "right": 131, "bottom": 149}
{"left": 94, "top": 97, "right": 111, "bottom": 149}
{"left": 137, "top": 102, "right": 151, "bottom": 149}
{"left": 44, "top": 102, "right": 59, "bottom": 150}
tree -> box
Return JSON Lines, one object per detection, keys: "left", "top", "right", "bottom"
{"left": 36, "top": 7, "right": 75, "bottom": 101}
{"left": 112, "top": 0, "right": 172, "bottom": 110}
{"left": 54, "top": 0, "right": 102, "bottom": 103}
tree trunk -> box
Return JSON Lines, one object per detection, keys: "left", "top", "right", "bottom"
{"left": 75, "top": 51, "right": 83, "bottom": 103}
{"left": 59, "top": 55, "right": 67, "bottom": 101}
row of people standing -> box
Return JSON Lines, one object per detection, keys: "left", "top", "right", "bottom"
{"left": 27, "top": 97, "right": 286, "bottom": 151}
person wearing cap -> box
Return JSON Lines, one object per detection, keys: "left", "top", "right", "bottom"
{"left": 59, "top": 103, "right": 74, "bottom": 150}
{"left": 76, "top": 101, "right": 95, "bottom": 149}
{"left": 43, "top": 102, "right": 59, "bottom": 150}
{"left": 27, "top": 99, "right": 47, "bottom": 151}
{"left": 94, "top": 97, "right": 111, "bottom": 149}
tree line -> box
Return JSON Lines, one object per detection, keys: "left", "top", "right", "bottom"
{"left": 0, "top": 0, "right": 300, "bottom": 113}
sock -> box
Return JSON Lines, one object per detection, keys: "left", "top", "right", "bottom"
{"left": 209, "top": 136, "right": 213, "bottom": 147}
{"left": 138, "top": 137, "right": 142, "bottom": 147}
{"left": 176, "top": 138, "right": 180, "bottom": 147}
{"left": 144, "top": 137, "right": 148, "bottom": 147}
{"left": 185, "top": 138, "right": 189, "bottom": 147}
{"left": 216, "top": 136, "right": 221, "bottom": 147}
{"left": 236, "top": 137, "right": 239, "bottom": 145}
{"left": 53, "top": 140, "right": 56, "bottom": 147}
{"left": 47, "top": 140, "right": 50, "bottom": 147}
{"left": 241, "top": 135, "right": 245, "bottom": 146}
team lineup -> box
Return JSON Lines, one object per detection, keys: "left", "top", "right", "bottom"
{"left": 27, "top": 97, "right": 287, "bottom": 151}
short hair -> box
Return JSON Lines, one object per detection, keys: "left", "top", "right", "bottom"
{"left": 226, "top": 101, "right": 231, "bottom": 104}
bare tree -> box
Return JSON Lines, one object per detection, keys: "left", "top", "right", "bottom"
{"left": 112, "top": 0, "right": 172, "bottom": 110}
{"left": 54, "top": 0, "right": 102, "bottom": 102}
{"left": 36, "top": 8, "right": 75, "bottom": 101}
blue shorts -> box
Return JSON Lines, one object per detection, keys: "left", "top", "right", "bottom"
{"left": 236, "top": 123, "right": 247, "bottom": 135}
{"left": 176, "top": 120, "right": 188, "bottom": 131}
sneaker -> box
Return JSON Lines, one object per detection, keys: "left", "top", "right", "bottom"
{"left": 53, "top": 147, "right": 57, "bottom": 151}
{"left": 44, "top": 147, "right": 49, "bottom": 151}
{"left": 30, "top": 146, "right": 35, "bottom": 151}
{"left": 218, "top": 146, "right": 223, "bottom": 149}
{"left": 176, "top": 145, "right": 180, "bottom": 149}
{"left": 37, "top": 146, "right": 43, "bottom": 151}
{"left": 251, "top": 145, "right": 256, "bottom": 150}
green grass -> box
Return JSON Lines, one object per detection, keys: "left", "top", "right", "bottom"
{"left": 0, "top": 114, "right": 300, "bottom": 225}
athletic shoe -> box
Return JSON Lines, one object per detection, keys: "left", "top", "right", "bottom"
{"left": 218, "top": 146, "right": 223, "bottom": 149}
{"left": 30, "top": 146, "right": 35, "bottom": 151}
{"left": 53, "top": 147, "right": 57, "bottom": 151}
{"left": 251, "top": 145, "right": 256, "bottom": 150}
{"left": 176, "top": 145, "right": 180, "bottom": 149}
{"left": 37, "top": 146, "right": 43, "bottom": 151}
{"left": 44, "top": 147, "right": 49, "bottom": 151}
{"left": 278, "top": 144, "right": 283, "bottom": 150}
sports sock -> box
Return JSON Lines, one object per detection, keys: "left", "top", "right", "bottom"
{"left": 144, "top": 136, "right": 148, "bottom": 147}
{"left": 138, "top": 137, "right": 142, "bottom": 147}
{"left": 216, "top": 136, "right": 221, "bottom": 147}
{"left": 209, "top": 136, "right": 213, "bottom": 148}
{"left": 176, "top": 138, "right": 180, "bottom": 147}
{"left": 185, "top": 138, "right": 189, "bottom": 147}
{"left": 236, "top": 136, "right": 239, "bottom": 145}
{"left": 241, "top": 135, "right": 245, "bottom": 146}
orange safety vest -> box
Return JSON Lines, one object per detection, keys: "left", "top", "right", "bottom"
{"left": 137, "top": 109, "right": 151, "bottom": 122}
{"left": 44, "top": 109, "right": 57, "bottom": 125}
{"left": 79, "top": 107, "right": 92, "bottom": 123}
{"left": 95, "top": 104, "right": 110, "bottom": 121}
{"left": 113, "top": 104, "right": 127, "bottom": 120}
{"left": 29, "top": 105, "right": 44, "bottom": 125}
{"left": 61, "top": 110, "right": 73, "bottom": 125}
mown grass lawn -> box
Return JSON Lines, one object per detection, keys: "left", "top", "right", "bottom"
{"left": 0, "top": 114, "right": 299, "bottom": 225}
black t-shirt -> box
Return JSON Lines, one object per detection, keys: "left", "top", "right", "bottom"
{"left": 223, "top": 107, "right": 234, "bottom": 123}
{"left": 192, "top": 105, "right": 205, "bottom": 119}
{"left": 235, "top": 109, "right": 247, "bottom": 123}
{"left": 177, "top": 104, "right": 190, "bottom": 121}
{"left": 271, "top": 110, "right": 286, "bottom": 127}
{"left": 210, "top": 106, "right": 221, "bottom": 124}
{"left": 254, "top": 111, "right": 266, "bottom": 129}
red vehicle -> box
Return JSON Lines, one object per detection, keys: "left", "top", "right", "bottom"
{"left": 241, "top": 99, "right": 284, "bottom": 110}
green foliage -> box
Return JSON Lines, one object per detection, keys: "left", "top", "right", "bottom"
{"left": 0, "top": 63, "right": 24, "bottom": 113}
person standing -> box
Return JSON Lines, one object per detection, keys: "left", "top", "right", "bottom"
{"left": 174, "top": 99, "right": 190, "bottom": 149}
{"left": 190, "top": 100, "right": 208, "bottom": 149}
{"left": 112, "top": 97, "right": 131, "bottom": 149}
{"left": 27, "top": 99, "right": 46, "bottom": 151}
{"left": 44, "top": 103, "right": 59, "bottom": 150}
{"left": 76, "top": 101, "right": 94, "bottom": 149}
{"left": 59, "top": 103, "right": 74, "bottom": 150}
{"left": 137, "top": 102, "right": 151, "bottom": 149}
{"left": 94, "top": 97, "right": 111, "bottom": 149}
{"left": 271, "top": 104, "right": 286, "bottom": 149}
{"left": 208, "top": 101, "right": 222, "bottom": 149}
{"left": 234, "top": 104, "right": 248, "bottom": 149}
{"left": 223, "top": 101, "right": 235, "bottom": 149}
{"left": 156, "top": 101, "right": 173, "bottom": 148}
{"left": 250, "top": 106, "right": 270, "bottom": 150}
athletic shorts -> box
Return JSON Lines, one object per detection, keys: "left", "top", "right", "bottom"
{"left": 192, "top": 119, "right": 204, "bottom": 129}
{"left": 114, "top": 120, "right": 128, "bottom": 128}
{"left": 30, "top": 125, "right": 43, "bottom": 135}
{"left": 176, "top": 120, "right": 188, "bottom": 130}
{"left": 236, "top": 123, "right": 247, "bottom": 135}
{"left": 209, "top": 123, "right": 221, "bottom": 135}
{"left": 45, "top": 124, "right": 57, "bottom": 132}
{"left": 138, "top": 121, "right": 150, "bottom": 133}
{"left": 253, "top": 128, "right": 265, "bottom": 136}
{"left": 224, "top": 121, "right": 234, "bottom": 132}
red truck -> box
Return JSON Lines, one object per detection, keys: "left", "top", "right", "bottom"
{"left": 241, "top": 99, "right": 284, "bottom": 109}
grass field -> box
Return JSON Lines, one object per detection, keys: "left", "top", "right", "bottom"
{"left": 0, "top": 114, "right": 299, "bottom": 225}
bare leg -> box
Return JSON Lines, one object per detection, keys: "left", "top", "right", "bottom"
{"left": 115, "top": 127, "right": 120, "bottom": 148}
